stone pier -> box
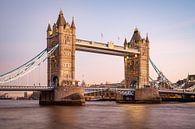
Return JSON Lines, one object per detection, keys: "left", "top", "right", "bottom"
{"left": 39, "top": 86, "right": 85, "bottom": 106}
{"left": 135, "top": 87, "right": 161, "bottom": 103}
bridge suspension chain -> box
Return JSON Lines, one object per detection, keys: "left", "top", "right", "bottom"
{"left": 149, "top": 58, "right": 175, "bottom": 89}
{"left": 0, "top": 44, "right": 59, "bottom": 84}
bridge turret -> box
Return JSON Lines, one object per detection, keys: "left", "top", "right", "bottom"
{"left": 57, "top": 10, "right": 66, "bottom": 33}
{"left": 47, "top": 23, "right": 52, "bottom": 36}
{"left": 124, "top": 38, "right": 128, "bottom": 49}
{"left": 57, "top": 10, "right": 66, "bottom": 26}
{"left": 129, "top": 28, "right": 142, "bottom": 48}
{"left": 71, "top": 17, "right": 76, "bottom": 34}
{"left": 146, "top": 33, "right": 149, "bottom": 43}
{"left": 71, "top": 17, "right": 76, "bottom": 29}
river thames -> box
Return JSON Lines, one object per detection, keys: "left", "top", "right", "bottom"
{"left": 0, "top": 100, "right": 195, "bottom": 129}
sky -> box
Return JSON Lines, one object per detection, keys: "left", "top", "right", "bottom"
{"left": 0, "top": 0, "right": 195, "bottom": 85}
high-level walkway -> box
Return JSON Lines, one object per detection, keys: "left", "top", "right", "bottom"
{"left": 76, "top": 39, "right": 140, "bottom": 56}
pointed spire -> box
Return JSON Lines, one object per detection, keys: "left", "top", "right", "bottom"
{"left": 130, "top": 27, "right": 141, "bottom": 43}
{"left": 124, "top": 38, "right": 128, "bottom": 48}
{"left": 47, "top": 22, "right": 52, "bottom": 36}
{"left": 59, "top": 9, "right": 63, "bottom": 15}
{"left": 47, "top": 23, "right": 52, "bottom": 32}
{"left": 71, "top": 16, "right": 76, "bottom": 29}
{"left": 124, "top": 38, "right": 127, "bottom": 45}
{"left": 146, "top": 33, "right": 149, "bottom": 42}
{"left": 134, "top": 26, "right": 138, "bottom": 32}
{"left": 57, "top": 10, "right": 66, "bottom": 26}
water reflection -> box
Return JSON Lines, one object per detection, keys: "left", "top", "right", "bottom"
{"left": 45, "top": 102, "right": 129, "bottom": 129}
{"left": 125, "top": 105, "right": 149, "bottom": 129}
{"left": 0, "top": 101, "right": 195, "bottom": 129}
{"left": 47, "top": 106, "right": 80, "bottom": 129}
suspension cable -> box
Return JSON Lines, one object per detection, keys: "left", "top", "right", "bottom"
{"left": 149, "top": 58, "right": 174, "bottom": 88}
{"left": 0, "top": 44, "right": 59, "bottom": 84}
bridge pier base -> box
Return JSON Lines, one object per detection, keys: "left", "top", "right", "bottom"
{"left": 135, "top": 87, "right": 161, "bottom": 103}
{"left": 39, "top": 86, "right": 85, "bottom": 106}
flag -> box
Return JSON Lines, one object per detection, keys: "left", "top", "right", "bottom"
{"left": 101, "top": 33, "right": 103, "bottom": 39}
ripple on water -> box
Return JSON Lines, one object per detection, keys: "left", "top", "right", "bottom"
{"left": 0, "top": 100, "right": 195, "bottom": 129}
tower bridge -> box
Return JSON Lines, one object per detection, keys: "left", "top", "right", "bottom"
{"left": 46, "top": 11, "right": 149, "bottom": 89}
{"left": 43, "top": 10, "right": 149, "bottom": 105}
{"left": 0, "top": 10, "right": 195, "bottom": 104}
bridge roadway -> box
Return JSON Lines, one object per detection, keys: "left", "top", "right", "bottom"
{"left": 76, "top": 39, "right": 140, "bottom": 56}
{"left": 0, "top": 86, "right": 54, "bottom": 91}
{"left": 0, "top": 86, "right": 195, "bottom": 96}
{"left": 159, "top": 89, "right": 195, "bottom": 95}
{"left": 84, "top": 88, "right": 195, "bottom": 95}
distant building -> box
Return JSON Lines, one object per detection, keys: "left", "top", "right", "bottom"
{"left": 186, "top": 74, "right": 195, "bottom": 87}
{"left": 80, "top": 80, "right": 86, "bottom": 87}
{"left": 187, "top": 74, "right": 195, "bottom": 83}
{"left": 176, "top": 74, "right": 195, "bottom": 89}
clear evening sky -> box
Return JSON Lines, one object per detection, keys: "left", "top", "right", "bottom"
{"left": 0, "top": 0, "right": 195, "bottom": 85}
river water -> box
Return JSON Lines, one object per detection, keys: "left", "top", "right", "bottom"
{"left": 0, "top": 100, "right": 195, "bottom": 129}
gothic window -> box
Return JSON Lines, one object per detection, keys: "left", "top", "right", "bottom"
{"left": 135, "top": 61, "right": 139, "bottom": 69}
{"left": 51, "top": 60, "right": 55, "bottom": 68}
{"left": 130, "top": 60, "right": 134, "bottom": 70}
{"left": 51, "top": 59, "right": 57, "bottom": 69}
{"left": 64, "top": 52, "right": 70, "bottom": 56}
{"left": 66, "top": 36, "right": 70, "bottom": 44}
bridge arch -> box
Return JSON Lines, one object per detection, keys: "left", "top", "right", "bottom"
{"left": 52, "top": 76, "right": 59, "bottom": 87}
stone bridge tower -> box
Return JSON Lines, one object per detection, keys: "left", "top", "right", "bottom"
{"left": 40, "top": 11, "right": 84, "bottom": 105}
{"left": 47, "top": 10, "right": 76, "bottom": 87}
{"left": 124, "top": 28, "right": 149, "bottom": 88}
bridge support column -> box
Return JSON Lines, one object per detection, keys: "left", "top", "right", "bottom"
{"left": 39, "top": 91, "right": 54, "bottom": 105}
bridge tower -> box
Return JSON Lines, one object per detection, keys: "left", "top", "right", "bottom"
{"left": 124, "top": 28, "right": 149, "bottom": 88}
{"left": 47, "top": 10, "right": 76, "bottom": 87}
{"left": 39, "top": 11, "right": 84, "bottom": 105}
